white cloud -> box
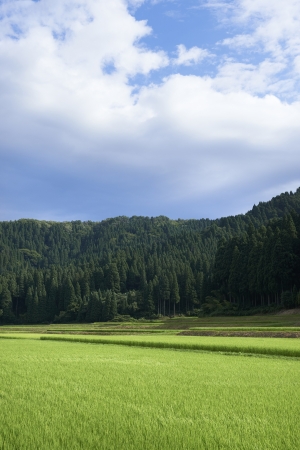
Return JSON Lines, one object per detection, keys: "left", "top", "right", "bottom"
{"left": 213, "top": 60, "right": 292, "bottom": 96}
{"left": 138, "top": 74, "right": 300, "bottom": 148}
{"left": 294, "top": 55, "right": 300, "bottom": 75}
{"left": 0, "top": 0, "right": 168, "bottom": 78}
{"left": 127, "top": 0, "right": 146, "bottom": 7}
{"left": 173, "top": 44, "right": 211, "bottom": 66}
{"left": 0, "top": 0, "right": 169, "bottom": 135}
{"left": 1, "top": 0, "right": 300, "bottom": 219}
{"left": 203, "top": 0, "right": 300, "bottom": 101}
{"left": 217, "top": 0, "right": 300, "bottom": 61}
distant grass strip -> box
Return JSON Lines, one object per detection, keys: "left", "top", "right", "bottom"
{"left": 40, "top": 335, "right": 300, "bottom": 358}
{"left": 93, "top": 321, "right": 165, "bottom": 326}
{"left": 190, "top": 327, "right": 300, "bottom": 332}
{"left": 0, "top": 334, "right": 24, "bottom": 339}
{"left": 46, "top": 329, "right": 168, "bottom": 334}
{"left": 0, "top": 333, "right": 41, "bottom": 340}
{"left": 187, "top": 322, "right": 296, "bottom": 328}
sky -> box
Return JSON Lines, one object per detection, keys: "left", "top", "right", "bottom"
{"left": 1, "top": 0, "right": 300, "bottom": 222}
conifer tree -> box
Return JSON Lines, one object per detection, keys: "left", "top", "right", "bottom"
{"left": 64, "top": 277, "right": 76, "bottom": 311}
{"left": 170, "top": 273, "right": 180, "bottom": 316}
{"left": 0, "top": 285, "right": 14, "bottom": 323}
{"left": 107, "top": 263, "right": 120, "bottom": 293}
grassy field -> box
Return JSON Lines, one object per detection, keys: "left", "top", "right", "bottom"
{"left": 1, "top": 337, "right": 300, "bottom": 449}
{"left": 2, "top": 331, "right": 300, "bottom": 357}
{"left": 190, "top": 326, "right": 300, "bottom": 331}
{"left": 0, "top": 312, "right": 299, "bottom": 333}
{"left": 39, "top": 333, "right": 300, "bottom": 357}
{"left": 155, "top": 314, "right": 300, "bottom": 329}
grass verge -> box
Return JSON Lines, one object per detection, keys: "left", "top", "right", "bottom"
{"left": 40, "top": 334, "right": 300, "bottom": 358}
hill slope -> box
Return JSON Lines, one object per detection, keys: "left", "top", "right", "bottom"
{"left": 1, "top": 188, "right": 300, "bottom": 323}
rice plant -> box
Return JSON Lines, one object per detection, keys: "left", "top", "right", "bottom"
{"left": 1, "top": 338, "right": 300, "bottom": 449}
{"left": 40, "top": 334, "right": 300, "bottom": 358}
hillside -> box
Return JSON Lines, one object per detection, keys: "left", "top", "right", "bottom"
{"left": 1, "top": 188, "right": 300, "bottom": 323}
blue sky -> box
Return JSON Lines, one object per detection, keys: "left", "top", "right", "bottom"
{"left": 1, "top": 0, "right": 300, "bottom": 221}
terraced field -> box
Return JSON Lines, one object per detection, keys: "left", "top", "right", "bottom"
{"left": 1, "top": 315, "right": 300, "bottom": 449}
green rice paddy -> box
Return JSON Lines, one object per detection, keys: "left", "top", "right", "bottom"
{"left": 189, "top": 326, "right": 300, "bottom": 332}
{"left": 40, "top": 333, "right": 300, "bottom": 358}
{"left": 0, "top": 337, "right": 300, "bottom": 449}
{"left": 1, "top": 316, "right": 300, "bottom": 449}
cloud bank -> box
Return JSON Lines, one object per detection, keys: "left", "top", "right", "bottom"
{"left": 1, "top": 0, "right": 300, "bottom": 220}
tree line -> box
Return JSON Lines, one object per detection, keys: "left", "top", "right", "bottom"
{"left": 209, "top": 211, "right": 300, "bottom": 313}
{"left": 1, "top": 189, "right": 300, "bottom": 322}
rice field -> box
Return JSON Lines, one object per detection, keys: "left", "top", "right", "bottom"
{"left": 190, "top": 327, "right": 300, "bottom": 332}
{"left": 1, "top": 311, "right": 300, "bottom": 335}
{"left": 155, "top": 314, "right": 300, "bottom": 329}
{"left": 0, "top": 337, "right": 300, "bottom": 449}
{"left": 2, "top": 330, "right": 300, "bottom": 358}
{"left": 39, "top": 333, "right": 300, "bottom": 358}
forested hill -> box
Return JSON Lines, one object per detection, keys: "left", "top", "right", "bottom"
{"left": 1, "top": 188, "right": 300, "bottom": 323}
{"left": 211, "top": 212, "right": 300, "bottom": 312}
